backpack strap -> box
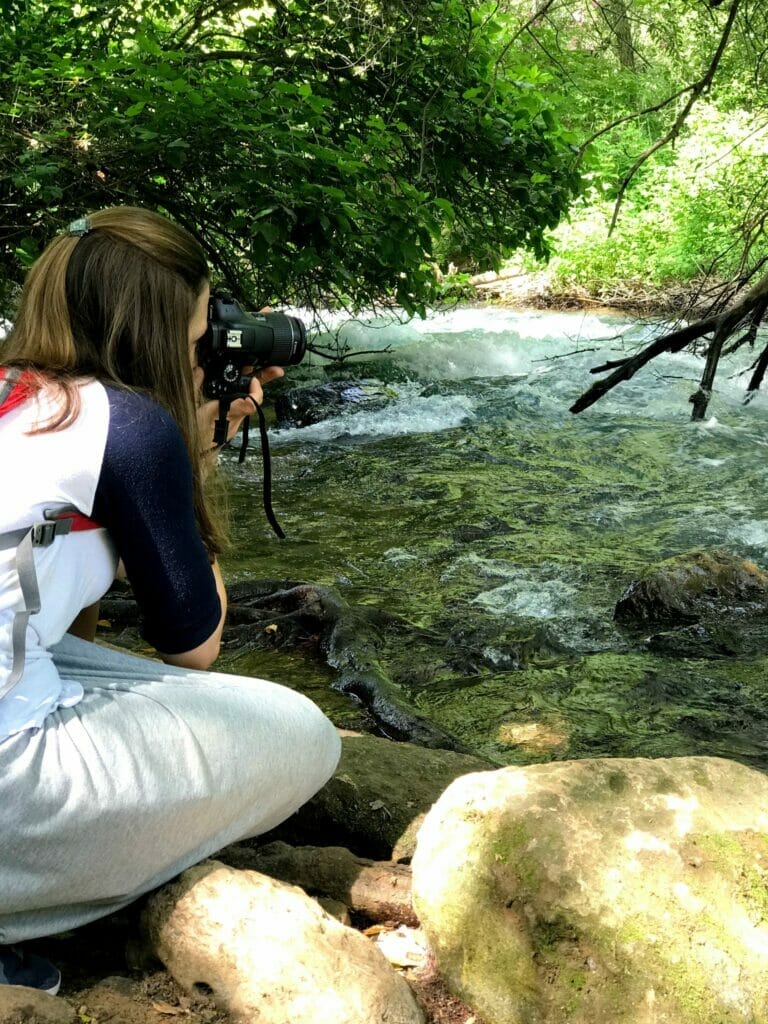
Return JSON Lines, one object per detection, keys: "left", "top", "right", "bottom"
{"left": 0, "top": 376, "right": 104, "bottom": 698}
{"left": 0, "top": 508, "right": 83, "bottom": 701}
{"left": 0, "top": 367, "right": 21, "bottom": 410}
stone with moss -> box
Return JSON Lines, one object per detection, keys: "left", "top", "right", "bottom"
{"left": 412, "top": 755, "right": 768, "bottom": 1024}
{"left": 614, "top": 548, "right": 768, "bottom": 626}
{"left": 262, "top": 734, "right": 494, "bottom": 861}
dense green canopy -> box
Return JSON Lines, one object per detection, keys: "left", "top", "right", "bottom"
{"left": 0, "top": 0, "right": 580, "bottom": 316}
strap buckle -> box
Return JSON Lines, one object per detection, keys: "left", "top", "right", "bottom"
{"left": 31, "top": 511, "right": 75, "bottom": 547}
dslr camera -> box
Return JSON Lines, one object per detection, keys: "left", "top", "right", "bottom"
{"left": 198, "top": 290, "right": 307, "bottom": 401}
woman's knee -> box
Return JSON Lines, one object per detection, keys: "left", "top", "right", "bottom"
{"left": 315, "top": 710, "right": 342, "bottom": 787}
{"left": 227, "top": 679, "right": 341, "bottom": 796}
{"left": 288, "top": 694, "right": 341, "bottom": 794}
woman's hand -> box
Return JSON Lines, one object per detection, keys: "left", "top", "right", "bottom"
{"left": 195, "top": 365, "right": 285, "bottom": 453}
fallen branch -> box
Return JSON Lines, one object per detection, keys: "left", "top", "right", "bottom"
{"left": 571, "top": 262, "right": 768, "bottom": 415}
{"left": 744, "top": 338, "right": 768, "bottom": 403}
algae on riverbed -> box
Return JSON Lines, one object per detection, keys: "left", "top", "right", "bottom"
{"left": 209, "top": 310, "right": 768, "bottom": 767}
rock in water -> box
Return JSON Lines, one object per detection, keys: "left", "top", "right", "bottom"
{"left": 614, "top": 548, "right": 768, "bottom": 625}
{"left": 274, "top": 381, "right": 394, "bottom": 428}
{"left": 412, "top": 756, "right": 768, "bottom": 1024}
{"left": 143, "top": 860, "right": 424, "bottom": 1024}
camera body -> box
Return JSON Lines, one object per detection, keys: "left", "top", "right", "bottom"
{"left": 198, "top": 291, "right": 307, "bottom": 400}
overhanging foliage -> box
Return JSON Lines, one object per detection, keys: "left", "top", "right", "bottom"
{"left": 1, "top": 0, "right": 581, "bottom": 316}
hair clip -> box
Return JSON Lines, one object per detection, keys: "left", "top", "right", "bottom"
{"left": 68, "top": 217, "right": 92, "bottom": 237}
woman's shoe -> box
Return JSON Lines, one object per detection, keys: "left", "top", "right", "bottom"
{"left": 0, "top": 945, "right": 61, "bottom": 995}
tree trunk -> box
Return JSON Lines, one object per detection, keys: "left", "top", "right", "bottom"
{"left": 603, "top": 0, "right": 635, "bottom": 70}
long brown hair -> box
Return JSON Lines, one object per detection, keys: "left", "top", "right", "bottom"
{"left": 1, "top": 206, "right": 223, "bottom": 554}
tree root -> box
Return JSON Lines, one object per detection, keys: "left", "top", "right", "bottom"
{"left": 219, "top": 840, "right": 418, "bottom": 926}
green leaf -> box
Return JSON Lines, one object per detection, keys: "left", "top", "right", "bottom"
{"left": 434, "top": 197, "right": 456, "bottom": 223}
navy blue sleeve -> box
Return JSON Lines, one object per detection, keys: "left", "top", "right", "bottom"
{"left": 92, "top": 387, "right": 222, "bottom": 655}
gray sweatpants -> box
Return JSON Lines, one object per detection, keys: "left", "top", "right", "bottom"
{"left": 0, "top": 634, "right": 341, "bottom": 943}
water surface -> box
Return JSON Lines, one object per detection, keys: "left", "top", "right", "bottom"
{"left": 219, "top": 307, "right": 768, "bottom": 767}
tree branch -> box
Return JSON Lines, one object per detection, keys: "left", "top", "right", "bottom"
{"left": 723, "top": 295, "right": 768, "bottom": 356}
{"left": 485, "top": 0, "right": 562, "bottom": 98}
{"left": 744, "top": 335, "right": 768, "bottom": 402}
{"left": 608, "top": 0, "right": 743, "bottom": 234}
{"left": 575, "top": 86, "right": 692, "bottom": 166}
{"left": 571, "top": 262, "right": 768, "bottom": 415}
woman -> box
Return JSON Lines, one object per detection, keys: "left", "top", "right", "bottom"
{"left": 0, "top": 207, "right": 341, "bottom": 994}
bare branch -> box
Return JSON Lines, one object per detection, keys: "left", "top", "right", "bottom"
{"left": 608, "top": 0, "right": 743, "bottom": 234}
{"left": 589, "top": 357, "right": 631, "bottom": 374}
{"left": 743, "top": 338, "right": 768, "bottom": 402}
{"left": 689, "top": 316, "right": 733, "bottom": 419}
{"left": 723, "top": 296, "right": 768, "bottom": 356}
{"left": 571, "top": 262, "right": 768, "bottom": 415}
{"left": 575, "top": 87, "right": 693, "bottom": 167}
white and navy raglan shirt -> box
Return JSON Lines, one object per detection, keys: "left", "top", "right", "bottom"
{"left": 0, "top": 377, "right": 221, "bottom": 741}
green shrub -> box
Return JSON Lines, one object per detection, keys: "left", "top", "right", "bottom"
{"left": 529, "top": 104, "right": 768, "bottom": 297}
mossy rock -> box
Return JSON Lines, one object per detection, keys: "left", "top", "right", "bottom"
{"left": 261, "top": 734, "right": 494, "bottom": 860}
{"left": 615, "top": 548, "right": 768, "bottom": 627}
{"left": 412, "top": 755, "right": 768, "bottom": 1024}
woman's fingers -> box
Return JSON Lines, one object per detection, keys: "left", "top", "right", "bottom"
{"left": 240, "top": 364, "right": 285, "bottom": 387}
{"left": 227, "top": 393, "right": 262, "bottom": 420}
{"left": 225, "top": 367, "right": 284, "bottom": 419}
{"left": 197, "top": 367, "right": 286, "bottom": 449}
{"left": 255, "top": 365, "right": 285, "bottom": 386}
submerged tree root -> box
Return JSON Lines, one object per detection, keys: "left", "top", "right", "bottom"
{"left": 101, "top": 578, "right": 467, "bottom": 753}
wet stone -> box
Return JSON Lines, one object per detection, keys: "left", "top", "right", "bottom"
{"left": 646, "top": 621, "right": 768, "bottom": 659}
{"left": 614, "top": 548, "right": 768, "bottom": 627}
{"left": 274, "top": 380, "right": 395, "bottom": 428}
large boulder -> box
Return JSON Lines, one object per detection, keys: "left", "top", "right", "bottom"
{"left": 143, "top": 860, "right": 424, "bottom": 1024}
{"left": 412, "top": 756, "right": 768, "bottom": 1024}
{"left": 614, "top": 548, "right": 768, "bottom": 626}
{"left": 265, "top": 734, "right": 494, "bottom": 860}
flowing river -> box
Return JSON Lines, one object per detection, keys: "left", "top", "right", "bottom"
{"left": 218, "top": 305, "right": 768, "bottom": 769}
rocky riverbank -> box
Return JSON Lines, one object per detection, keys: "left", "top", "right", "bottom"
{"left": 11, "top": 737, "right": 768, "bottom": 1024}
{"left": 0, "top": 735, "right": 492, "bottom": 1024}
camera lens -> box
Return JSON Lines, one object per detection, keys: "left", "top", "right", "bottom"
{"left": 262, "top": 314, "right": 306, "bottom": 366}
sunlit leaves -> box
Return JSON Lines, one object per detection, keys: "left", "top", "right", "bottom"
{"left": 0, "top": 0, "right": 580, "bottom": 314}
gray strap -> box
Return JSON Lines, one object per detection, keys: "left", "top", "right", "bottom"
{"left": 0, "top": 367, "right": 21, "bottom": 408}
{"left": 0, "top": 371, "right": 48, "bottom": 701}
{"left": 0, "top": 511, "right": 76, "bottom": 701}
{"left": 0, "top": 529, "right": 40, "bottom": 701}
{"left": 0, "top": 528, "right": 32, "bottom": 552}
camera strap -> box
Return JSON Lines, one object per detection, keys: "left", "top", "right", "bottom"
{"left": 248, "top": 404, "right": 286, "bottom": 540}
{"left": 215, "top": 396, "right": 286, "bottom": 540}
